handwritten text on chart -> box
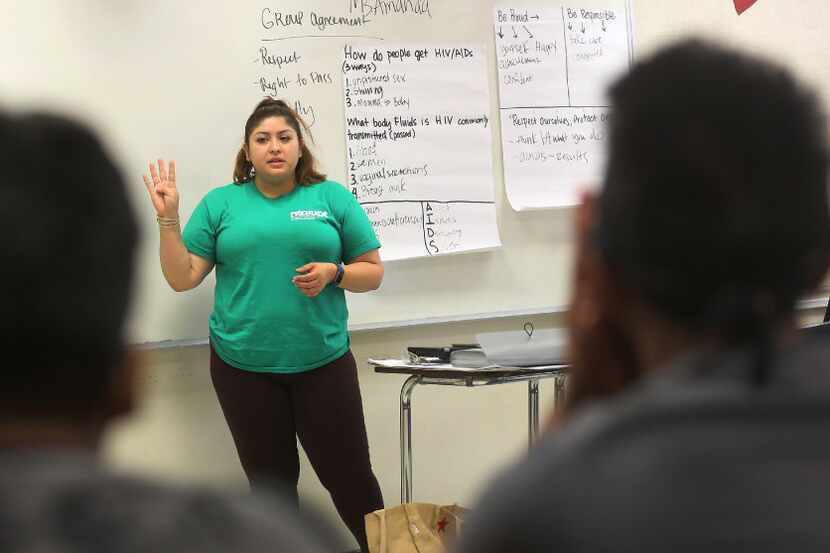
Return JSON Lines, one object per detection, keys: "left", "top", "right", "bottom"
{"left": 494, "top": 4, "right": 631, "bottom": 209}
{"left": 343, "top": 43, "right": 501, "bottom": 260}
{"left": 250, "top": 2, "right": 432, "bottom": 128}
{"left": 504, "top": 108, "right": 607, "bottom": 165}
{"left": 261, "top": 0, "right": 432, "bottom": 31}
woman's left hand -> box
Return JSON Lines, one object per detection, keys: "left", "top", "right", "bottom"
{"left": 293, "top": 262, "right": 337, "bottom": 298}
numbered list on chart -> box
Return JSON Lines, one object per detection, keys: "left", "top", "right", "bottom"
{"left": 494, "top": 6, "right": 632, "bottom": 209}
{"left": 342, "top": 44, "right": 501, "bottom": 261}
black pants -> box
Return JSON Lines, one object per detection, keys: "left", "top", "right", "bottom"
{"left": 210, "top": 345, "right": 384, "bottom": 552}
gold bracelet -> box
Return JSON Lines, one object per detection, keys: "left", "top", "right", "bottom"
{"left": 156, "top": 215, "right": 180, "bottom": 227}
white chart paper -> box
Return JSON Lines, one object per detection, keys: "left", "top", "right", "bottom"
{"left": 495, "top": 5, "right": 633, "bottom": 209}
{"left": 343, "top": 43, "right": 501, "bottom": 260}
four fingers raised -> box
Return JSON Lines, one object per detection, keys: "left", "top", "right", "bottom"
{"left": 168, "top": 160, "right": 176, "bottom": 187}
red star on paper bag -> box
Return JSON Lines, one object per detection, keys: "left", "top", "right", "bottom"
{"left": 437, "top": 517, "right": 448, "bottom": 533}
{"left": 734, "top": 0, "right": 758, "bottom": 14}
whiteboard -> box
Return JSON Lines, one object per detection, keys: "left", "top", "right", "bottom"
{"left": 3, "top": 0, "right": 830, "bottom": 343}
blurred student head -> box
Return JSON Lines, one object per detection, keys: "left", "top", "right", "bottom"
{"left": 567, "top": 39, "right": 830, "bottom": 407}
{"left": 0, "top": 110, "right": 139, "bottom": 430}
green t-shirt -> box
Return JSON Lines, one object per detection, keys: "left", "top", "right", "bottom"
{"left": 182, "top": 180, "right": 380, "bottom": 373}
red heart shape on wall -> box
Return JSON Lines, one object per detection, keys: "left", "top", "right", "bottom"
{"left": 734, "top": 0, "right": 758, "bottom": 14}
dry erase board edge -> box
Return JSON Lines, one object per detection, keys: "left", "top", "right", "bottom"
{"left": 800, "top": 295, "right": 830, "bottom": 310}
{"left": 134, "top": 337, "right": 210, "bottom": 350}
{"left": 346, "top": 305, "right": 565, "bottom": 331}
{"left": 132, "top": 305, "right": 566, "bottom": 350}
{"left": 132, "top": 296, "right": 829, "bottom": 350}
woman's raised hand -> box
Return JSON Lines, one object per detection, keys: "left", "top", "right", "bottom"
{"left": 143, "top": 159, "right": 179, "bottom": 218}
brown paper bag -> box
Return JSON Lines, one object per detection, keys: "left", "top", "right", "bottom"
{"left": 365, "top": 503, "right": 468, "bottom": 553}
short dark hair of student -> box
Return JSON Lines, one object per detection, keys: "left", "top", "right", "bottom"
{"left": 233, "top": 98, "right": 326, "bottom": 185}
{"left": 598, "top": 39, "right": 830, "bottom": 340}
{"left": 0, "top": 112, "right": 138, "bottom": 417}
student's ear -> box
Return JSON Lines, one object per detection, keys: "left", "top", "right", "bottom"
{"left": 105, "top": 348, "right": 144, "bottom": 420}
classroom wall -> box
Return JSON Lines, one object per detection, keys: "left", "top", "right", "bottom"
{"left": 28, "top": 0, "right": 829, "bottom": 548}
{"left": 103, "top": 302, "right": 828, "bottom": 549}
{"left": 103, "top": 312, "right": 563, "bottom": 549}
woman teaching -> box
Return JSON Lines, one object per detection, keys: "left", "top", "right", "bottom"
{"left": 143, "top": 98, "right": 384, "bottom": 552}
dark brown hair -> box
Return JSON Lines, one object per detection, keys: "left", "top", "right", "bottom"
{"left": 599, "top": 39, "right": 830, "bottom": 334}
{"left": 233, "top": 98, "right": 326, "bottom": 185}
{"left": 597, "top": 40, "right": 830, "bottom": 384}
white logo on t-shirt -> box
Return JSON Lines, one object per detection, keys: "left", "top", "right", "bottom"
{"left": 290, "top": 210, "right": 328, "bottom": 221}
